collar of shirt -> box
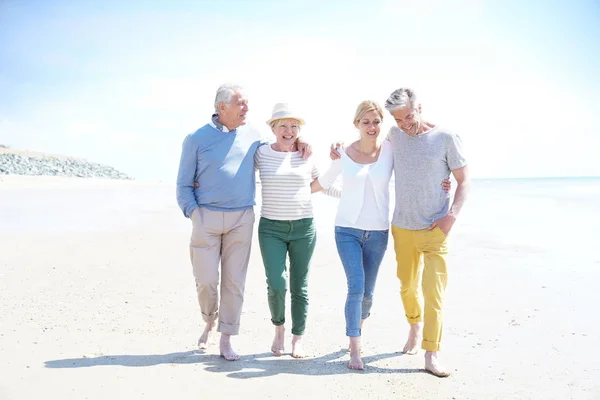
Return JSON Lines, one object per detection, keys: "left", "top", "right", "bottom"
{"left": 209, "top": 113, "right": 230, "bottom": 133}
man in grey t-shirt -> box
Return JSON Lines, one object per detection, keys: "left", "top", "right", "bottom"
{"left": 385, "top": 88, "right": 471, "bottom": 377}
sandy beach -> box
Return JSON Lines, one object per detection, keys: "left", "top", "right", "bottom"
{"left": 1, "top": 175, "right": 599, "bottom": 400}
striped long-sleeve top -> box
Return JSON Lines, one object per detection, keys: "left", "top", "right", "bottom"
{"left": 255, "top": 145, "right": 341, "bottom": 220}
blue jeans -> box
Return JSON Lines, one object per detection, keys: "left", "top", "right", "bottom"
{"left": 335, "top": 226, "right": 389, "bottom": 337}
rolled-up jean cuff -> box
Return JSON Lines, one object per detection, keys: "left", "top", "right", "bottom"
{"left": 218, "top": 322, "right": 240, "bottom": 335}
{"left": 346, "top": 329, "right": 361, "bottom": 337}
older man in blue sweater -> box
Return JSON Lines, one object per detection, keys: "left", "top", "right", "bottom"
{"left": 176, "top": 84, "right": 309, "bottom": 360}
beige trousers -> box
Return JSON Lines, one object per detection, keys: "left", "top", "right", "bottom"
{"left": 190, "top": 207, "right": 255, "bottom": 335}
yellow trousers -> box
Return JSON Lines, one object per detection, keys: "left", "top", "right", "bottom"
{"left": 392, "top": 225, "right": 448, "bottom": 352}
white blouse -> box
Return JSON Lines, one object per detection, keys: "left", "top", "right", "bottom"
{"left": 318, "top": 140, "right": 393, "bottom": 231}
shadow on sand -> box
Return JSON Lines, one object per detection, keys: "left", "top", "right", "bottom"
{"left": 45, "top": 349, "right": 425, "bottom": 378}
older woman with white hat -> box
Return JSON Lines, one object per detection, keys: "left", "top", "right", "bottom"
{"left": 255, "top": 103, "right": 340, "bottom": 358}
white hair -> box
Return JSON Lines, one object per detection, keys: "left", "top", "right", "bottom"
{"left": 214, "top": 83, "right": 244, "bottom": 114}
{"left": 384, "top": 88, "right": 418, "bottom": 111}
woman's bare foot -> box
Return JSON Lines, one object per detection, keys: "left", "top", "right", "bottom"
{"left": 348, "top": 336, "right": 364, "bottom": 370}
{"left": 197, "top": 321, "right": 215, "bottom": 350}
{"left": 219, "top": 334, "right": 240, "bottom": 361}
{"left": 402, "top": 322, "right": 423, "bottom": 355}
{"left": 271, "top": 325, "right": 285, "bottom": 356}
{"left": 424, "top": 351, "right": 451, "bottom": 377}
{"left": 291, "top": 334, "right": 306, "bottom": 358}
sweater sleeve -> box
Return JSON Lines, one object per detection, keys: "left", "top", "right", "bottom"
{"left": 176, "top": 134, "right": 199, "bottom": 218}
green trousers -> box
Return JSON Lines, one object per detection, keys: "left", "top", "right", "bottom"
{"left": 258, "top": 217, "right": 316, "bottom": 335}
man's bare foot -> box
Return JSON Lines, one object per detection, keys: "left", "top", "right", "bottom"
{"left": 403, "top": 322, "right": 423, "bottom": 355}
{"left": 271, "top": 325, "right": 285, "bottom": 356}
{"left": 348, "top": 337, "right": 364, "bottom": 370}
{"left": 424, "top": 351, "right": 451, "bottom": 377}
{"left": 219, "top": 334, "right": 240, "bottom": 361}
{"left": 197, "top": 321, "right": 215, "bottom": 350}
{"left": 291, "top": 334, "right": 306, "bottom": 358}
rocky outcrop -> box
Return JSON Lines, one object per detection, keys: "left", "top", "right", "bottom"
{"left": 0, "top": 149, "right": 132, "bottom": 180}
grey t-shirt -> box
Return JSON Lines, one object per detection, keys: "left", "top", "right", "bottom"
{"left": 388, "top": 125, "right": 467, "bottom": 230}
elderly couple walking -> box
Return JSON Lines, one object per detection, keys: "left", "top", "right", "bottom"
{"left": 176, "top": 84, "right": 470, "bottom": 377}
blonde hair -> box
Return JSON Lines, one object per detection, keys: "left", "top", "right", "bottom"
{"left": 269, "top": 118, "right": 303, "bottom": 130}
{"left": 354, "top": 101, "right": 384, "bottom": 124}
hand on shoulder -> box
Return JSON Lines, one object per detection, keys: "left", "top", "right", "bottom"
{"left": 329, "top": 141, "right": 345, "bottom": 160}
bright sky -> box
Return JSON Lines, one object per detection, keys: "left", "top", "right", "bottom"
{"left": 1, "top": 0, "right": 599, "bottom": 180}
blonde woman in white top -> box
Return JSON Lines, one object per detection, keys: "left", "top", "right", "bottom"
{"left": 314, "top": 101, "right": 450, "bottom": 370}
{"left": 311, "top": 101, "right": 391, "bottom": 370}
{"left": 255, "top": 103, "right": 340, "bottom": 358}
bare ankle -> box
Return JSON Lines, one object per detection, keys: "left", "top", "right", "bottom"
{"left": 204, "top": 321, "right": 215, "bottom": 331}
{"left": 271, "top": 326, "right": 285, "bottom": 355}
{"left": 424, "top": 351, "right": 450, "bottom": 377}
{"left": 349, "top": 337, "right": 360, "bottom": 352}
{"left": 403, "top": 324, "right": 422, "bottom": 355}
{"left": 291, "top": 335, "right": 306, "bottom": 358}
{"left": 410, "top": 322, "right": 423, "bottom": 331}
{"left": 220, "top": 333, "right": 231, "bottom": 343}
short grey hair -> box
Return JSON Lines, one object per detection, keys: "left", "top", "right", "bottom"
{"left": 214, "top": 83, "right": 244, "bottom": 114}
{"left": 384, "top": 88, "right": 418, "bottom": 111}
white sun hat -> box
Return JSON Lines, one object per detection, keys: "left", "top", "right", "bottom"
{"left": 266, "top": 103, "right": 306, "bottom": 126}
